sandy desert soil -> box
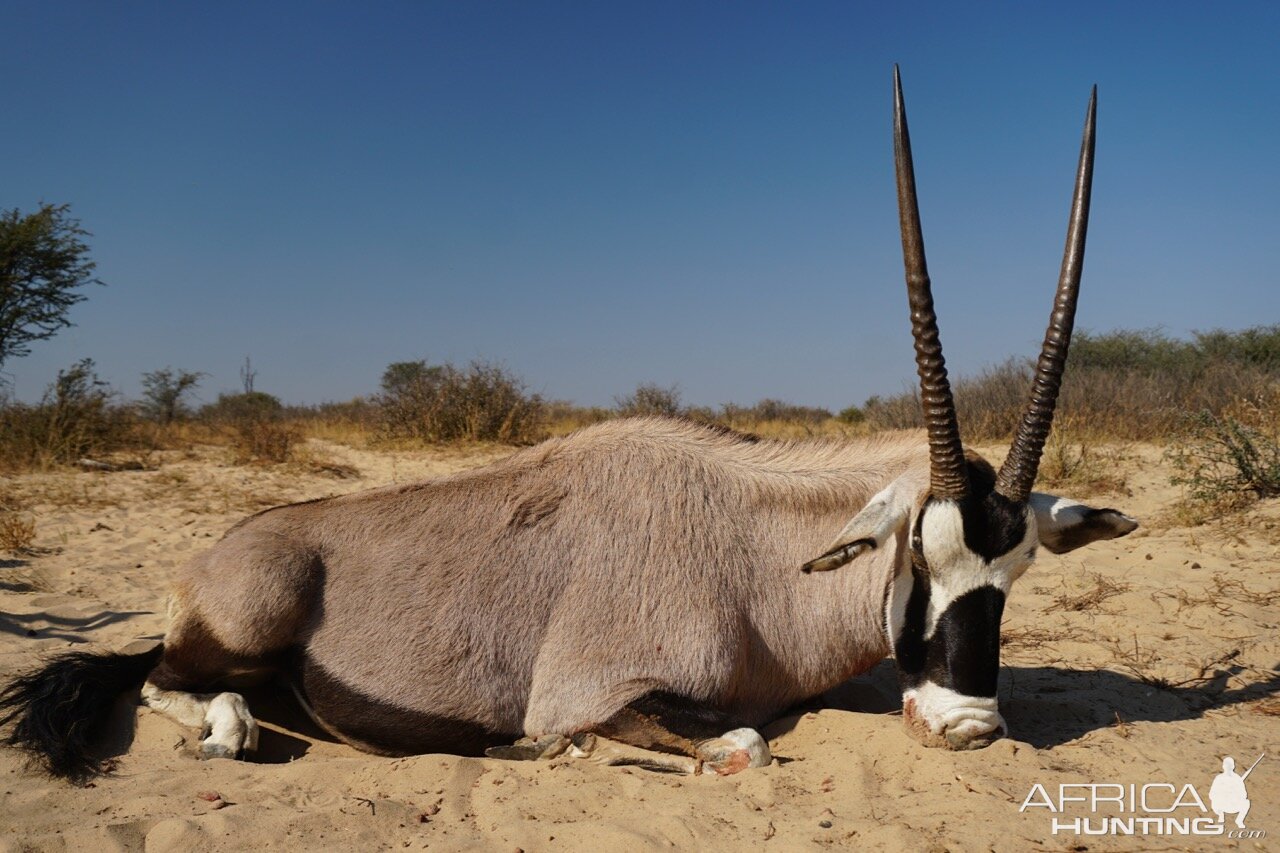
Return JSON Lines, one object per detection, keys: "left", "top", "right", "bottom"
{"left": 1, "top": 438, "right": 1277, "bottom": 851}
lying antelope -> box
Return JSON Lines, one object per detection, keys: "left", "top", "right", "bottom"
{"left": 1, "top": 69, "right": 1135, "bottom": 781}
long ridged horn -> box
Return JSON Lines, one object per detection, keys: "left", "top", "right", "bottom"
{"left": 995, "top": 86, "right": 1097, "bottom": 503}
{"left": 894, "top": 66, "right": 969, "bottom": 501}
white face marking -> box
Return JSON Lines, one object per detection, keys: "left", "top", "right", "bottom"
{"left": 903, "top": 681, "right": 1006, "bottom": 742}
{"left": 917, "top": 501, "right": 1037, "bottom": 639}
{"left": 884, "top": 558, "right": 913, "bottom": 647}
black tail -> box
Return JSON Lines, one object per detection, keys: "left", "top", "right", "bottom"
{"left": 0, "top": 645, "right": 162, "bottom": 783}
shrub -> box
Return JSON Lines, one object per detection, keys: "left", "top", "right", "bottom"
{"left": 200, "top": 391, "right": 284, "bottom": 424}
{"left": 376, "top": 359, "right": 544, "bottom": 443}
{"left": 837, "top": 405, "right": 865, "bottom": 425}
{"left": 860, "top": 326, "right": 1280, "bottom": 441}
{"left": 1167, "top": 388, "right": 1280, "bottom": 520}
{"left": 231, "top": 418, "right": 298, "bottom": 464}
{"left": 0, "top": 359, "right": 135, "bottom": 470}
{"left": 615, "top": 383, "right": 683, "bottom": 418}
{"left": 721, "top": 399, "right": 832, "bottom": 425}
{"left": 200, "top": 391, "right": 296, "bottom": 464}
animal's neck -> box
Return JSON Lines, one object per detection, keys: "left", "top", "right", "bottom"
{"left": 729, "top": 439, "right": 922, "bottom": 716}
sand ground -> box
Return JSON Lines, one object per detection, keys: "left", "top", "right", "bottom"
{"left": 1, "top": 438, "right": 1277, "bottom": 851}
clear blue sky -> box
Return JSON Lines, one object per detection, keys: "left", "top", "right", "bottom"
{"left": 5, "top": 1, "right": 1278, "bottom": 409}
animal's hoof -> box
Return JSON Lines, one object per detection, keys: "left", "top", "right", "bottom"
{"left": 707, "top": 749, "right": 752, "bottom": 776}
{"left": 198, "top": 741, "right": 236, "bottom": 760}
{"left": 485, "top": 734, "right": 570, "bottom": 762}
{"left": 697, "top": 728, "right": 771, "bottom": 775}
{"left": 946, "top": 728, "right": 996, "bottom": 750}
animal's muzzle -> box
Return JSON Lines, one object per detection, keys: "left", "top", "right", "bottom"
{"left": 901, "top": 683, "right": 1007, "bottom": 750}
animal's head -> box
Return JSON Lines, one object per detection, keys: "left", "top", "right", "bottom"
{"left": 803, "top": 68, "right": 1136, "bottom": 750}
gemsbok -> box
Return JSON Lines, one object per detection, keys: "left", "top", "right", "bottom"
{"left": 1, "top": 68, "right": 1136, "bottom": 782}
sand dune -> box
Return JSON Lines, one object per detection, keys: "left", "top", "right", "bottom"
{"left": 2, "top": 440, "right": 1276, "bottom": 851}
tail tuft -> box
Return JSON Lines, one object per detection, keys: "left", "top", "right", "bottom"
{"left": 0, "top": 646, "right": 162, "bottom": 783}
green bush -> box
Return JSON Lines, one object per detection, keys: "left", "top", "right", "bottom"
{"left": 1168, "top": 389, "right": 1280, "bottom": 519}
{"left": 200, "top": 391, "right": 284, "bottom": 423}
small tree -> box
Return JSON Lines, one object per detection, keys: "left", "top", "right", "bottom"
{"left": 140, "top": 367, "right": 205, "bottom": 424}
{"left": 0, "top": 203, "right": 103, "bottom": 368}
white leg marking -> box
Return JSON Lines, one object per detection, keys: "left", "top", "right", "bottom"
{"left": 142, "top": 682, "right": 259, "bottom": 759}
{"left": 695, "top": 726, "right": 772, "bottom": 774}
{"left": 718, "top": 727, "right": 772, "bottom": 768}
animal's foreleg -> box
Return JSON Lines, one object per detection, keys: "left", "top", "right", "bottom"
{"left": 589, "top": 691, "right": 772, "bottom": 775}
{"left": 141, "top": 683, "right": 259, "bottom": 759}
{"left": 141, "top": 604, "right": 266, "bottom": 761}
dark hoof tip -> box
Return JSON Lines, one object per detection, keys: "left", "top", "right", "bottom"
{"left": 199, "top": 742, "right": 236, "bottom": 760}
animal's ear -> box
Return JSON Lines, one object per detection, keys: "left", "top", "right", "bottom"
{"left": 802, "top": 479, "right": 914, "bottom": 573}
{"left": 1029, "top": 493, "right": 1139, "bottom": 554}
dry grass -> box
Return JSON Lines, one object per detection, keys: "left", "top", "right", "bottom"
{"left": 1152, "top": 572, "right": 1280, "bottom": 618}
{"left": 229, "top": 419, "right": 299, "bottom": 464}
{"left": 1033, "top": 418, "right": 1131, "bottom": 497}
{"left": 295, "top": 416, "right": 376, "bottom": 449}
{"left": 1040, "top": 572, "right": 1132, "bottom": 613}
{"left": 999, "top": 624, "right": 1081, "bottom": 649}
{"left": 1166, "top": 386, "right": 1280, "bottom": 525}
{"left": 0, "top": 506, "right": 36, "bottom": 553}
{"left": 1107, "top": 638, "right": 1241, "bottom": 692}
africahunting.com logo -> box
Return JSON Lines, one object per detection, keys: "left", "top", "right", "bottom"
{"left": 1020, "top": 753, "right": 1266, "bottom": 839}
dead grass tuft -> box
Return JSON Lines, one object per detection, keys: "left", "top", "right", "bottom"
{"left": 1034, "top": 418, "right": 1131, "bottom": 497}
{"left": 1152, "top": 572, "right": 1280, "bottom": 618}
{"left": 1043, "top": 572, "right": 1132, "bottom": 613}
{"left": 1000, "top": 624, "right": 1081, "bottom": 649}
{"left": 0, "top": 509, "right": 36, "bottom": 553}
{"left": 1108, "top": 637, "right": 1241, "bottom": 691}
{"left": 229, "top": 419, "right": 299, "bottom": 465}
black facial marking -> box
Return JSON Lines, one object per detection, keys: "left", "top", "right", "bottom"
{"left": 924, "top": 586, "right": 1006, "bottom": 696}
{"left": 892, "top": 560, "right": 931, "bottom": 688}
{"left": 892, "top": 459, "right": 1016, "bottom": 696}
{"left": 955, "top": 459, "right": 1027, "bottom": 562}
